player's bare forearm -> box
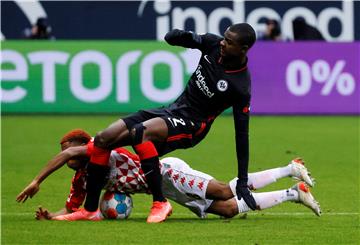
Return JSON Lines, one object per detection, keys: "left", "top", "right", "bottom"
{"left": 34, "top": 151, "right": 73, "bottom": 183}
{"left": 16, "top": 146, "right": 87, "bottom": 203}
{"left": 16, "top": 152, "right": 71, "bottom": 203}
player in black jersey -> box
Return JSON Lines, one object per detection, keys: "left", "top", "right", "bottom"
{"left": 75, "top": 23, "right": 257, "bottom": 223}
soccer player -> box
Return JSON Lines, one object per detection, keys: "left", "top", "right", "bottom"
{"left": 82, "top": 23, "right": 258, "bottom": 222}
{"left": 16, "top": 129, "right": 321, "bottom": 221}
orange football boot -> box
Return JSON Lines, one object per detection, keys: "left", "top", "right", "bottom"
{"left": 146, "top": 201, "right": 172, "bottom": 223}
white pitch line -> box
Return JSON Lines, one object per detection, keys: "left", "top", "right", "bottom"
{"left": 2, "top": 212, "right": 359, "bottom": 217}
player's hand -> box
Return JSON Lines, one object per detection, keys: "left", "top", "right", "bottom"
{"left": 35, "top": 206, "right": 51, "bottom": 220}
{"left": 16, "top": 180, "right": 40, "bottom": 203}
{"left": 236, "top": 179, "right": 257, "bottom": 211}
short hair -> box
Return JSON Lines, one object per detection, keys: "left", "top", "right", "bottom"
{"left": 229, "top": 23, "right": 256, "bottom": 49}
{"left": 60, "top": 129, "right": 91, "bottom": 145}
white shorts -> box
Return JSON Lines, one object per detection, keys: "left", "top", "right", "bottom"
{"left": 160, "top": 157, "right": 214, "bottom": 218}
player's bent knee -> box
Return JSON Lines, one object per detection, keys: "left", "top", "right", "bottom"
{"left": 94, "top": 132, "right": 111, "bottom": 148}
{"left": 129, "top": 123, "right": 145, "bottom": 145}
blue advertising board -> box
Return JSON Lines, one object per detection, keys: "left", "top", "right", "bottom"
{"left": 1, "top": 0, "right": 359, "bottom": 41}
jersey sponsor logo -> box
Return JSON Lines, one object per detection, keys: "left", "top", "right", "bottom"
{"left": 204, "top": 55, "right": 212, "bottom": 64}
{"left": 195, "top": 65, "right": 214, "bottom": 98}
{"left": 144, "top": 1, "right": 356, "bottom": 42}
{"left": 217, "top": 80, "right": 228, "bottom": 92}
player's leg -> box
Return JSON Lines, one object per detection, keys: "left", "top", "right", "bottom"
{"left": 131, "top": 117, "right": 172, "bottom": 223}
{"left": 205, "top": 179, "right": 234, "bottom": 200}
{"left": 250, "top": 182, "right": 320, "bottom": 216}
{"left": 140, "top": 117, "right": 212, "bottom": 222}
{"left": 159, "top": 157, "right": 216, "bottom": 218}
{"left": 204, "top": 198, "right": 238, "bottom": 218}
{"left": 127, "top": 114, "right": 205, "bottom": 222}
{"left": 159, "top": 158, "right": 233, "bottom": 202}
{"left": 205, "top": 178, "right": 296, "bottom": 210}
{"left": 206, "top": 182, "right": 321, "bottom": 218}
{"left": 84, "top": 109, "right": 166, "bottom": 215}
{"left": 206, "top": 191, "right": 296, "bottom": 218}
{"left": 84, "top": 119, "right": 131, "bottom": 212}
{"left": 228, "top": 158, "right": 314, "bottom": 193}
{"left": 133, "top": 118, "right": 167, "bottom": 204}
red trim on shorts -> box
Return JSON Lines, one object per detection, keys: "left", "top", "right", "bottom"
{"left": 167, "top": 134, "right": 192, "bottom": 142}
{"left": 195, "top": 122, "right": 206, "bottom": 136}
{"left": 134, "top": 141, "right": 158, "bottom": 160}
{"left": 225, "top": 66, "right": 247, "bottom": 73}
{"left": 90, "top": 146, "right": 111, "bottom": 166}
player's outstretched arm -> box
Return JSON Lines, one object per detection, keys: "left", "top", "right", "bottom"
{"left": 232, "top": 104, "right": 257, "bottom": 210}
{"left": 16, "top": 145, "right": 87, "bottom": 203}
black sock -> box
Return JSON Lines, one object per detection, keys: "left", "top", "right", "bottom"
{"left": 84, "top": 163, "right": 109, "bottom": 211}
{"left": 141, "top": 157, "right": 166, "bottom": 202}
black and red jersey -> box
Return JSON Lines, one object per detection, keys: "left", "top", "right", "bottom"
{"left": 165, "top": 30, "right": 251, "bottom": 180}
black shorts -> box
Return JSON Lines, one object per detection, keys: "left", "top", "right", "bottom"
{"left": 122, "top": 107, "right": 214, "bottom": 156}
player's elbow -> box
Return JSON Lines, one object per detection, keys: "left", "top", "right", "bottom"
{"left": 164, "top": 29, "right": 181, "bottom": 45}
{"left": 63, "top": 148, "right": 77, "bottom": 159}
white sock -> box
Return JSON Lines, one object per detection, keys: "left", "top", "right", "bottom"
{"left": 270, "top": 165, "right": 292, "bottom": 179}
{"left": 229, "top": 165, "right": 292, "bottom": 192}
{"left": 235, "top": 189, "right": 299, "bottom": 213}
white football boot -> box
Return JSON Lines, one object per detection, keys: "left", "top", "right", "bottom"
{"left": 292, "top": 182, "right": 321, "bottom": 216}
{"left": 289, "top": 158, "right": 315, "bottom": 187}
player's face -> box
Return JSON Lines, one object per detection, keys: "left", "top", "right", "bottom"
{"left": 220, "top": 28, "right": 244, "bottom": 58}
{"left": 61, "top": 141, "right": 87, "bottom": 170}
{"left": 67, "top": 159, "right": 86, "bottom": 170}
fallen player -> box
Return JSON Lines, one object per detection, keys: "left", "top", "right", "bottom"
{"left": 16, "top": 129, "right": 321, "bottom": 220}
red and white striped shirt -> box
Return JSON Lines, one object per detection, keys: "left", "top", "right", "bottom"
{"left": 66, "top": 142, "right": 149, "bottom": 211}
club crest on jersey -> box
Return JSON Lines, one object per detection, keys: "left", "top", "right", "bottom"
{"left": 217, "top": 80, "right": 228, "bottom": 92}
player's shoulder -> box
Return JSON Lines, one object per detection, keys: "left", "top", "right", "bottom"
{"left": 201, "top": 32, "right": 222, "bottom": 40}
{"left": 200, "top": 33, "right": 222, "bottom": 50}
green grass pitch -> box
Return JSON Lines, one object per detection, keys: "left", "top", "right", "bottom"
{"left": 1, "top": 115, "right": 359, "bottom": 244}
